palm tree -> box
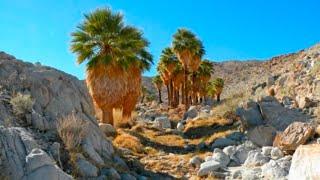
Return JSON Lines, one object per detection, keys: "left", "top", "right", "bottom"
{"left": 140, "top": 86, "right": 147, "bottom": 103}
{"left": 152, "top": 75, "right": 163, "bottom": 103}
{"left": 196, "top": 60, "right": 214, "bottom": 102}
{"left": 70, "top": 8, "right": 153, "bottom": 125}
{"left": 171, "top": 62, "right": 184, "bottom": 106}
{"left": 158, "top": 47, "right": 178, "bottom": 106}
{"left": 172, "top": 28, "right": 205, "bottom": 108}
{"left": 208, "top": 78, "right": 224, "bottom": 102}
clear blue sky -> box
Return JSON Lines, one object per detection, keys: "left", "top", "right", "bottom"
{"left": 1, "top": 0, "right": 320, "bottom": 79}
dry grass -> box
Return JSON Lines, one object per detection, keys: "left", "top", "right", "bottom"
{"left": 212, "top": 92, "right": 248, "bottom": 116}
{"left": 57, "top": 114, "right": 88, "bottom": 151}
{"left": 113, "top": 108, "right": 137, "bottom": 128}
{"left": 10, "top": 93, "right": 33, "bottom": 117}
{"left": 114, "top": 132, "right": 144, "bottom": 153}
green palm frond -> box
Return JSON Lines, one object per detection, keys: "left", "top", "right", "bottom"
{"left": 172, "top": 28, "right": 205, "bottom": 59}
{"left": 70, "top": 7, "right": 153, "bottom": 71}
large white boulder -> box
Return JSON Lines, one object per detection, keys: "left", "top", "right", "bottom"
{"left": 288, "top": 144, "right": 320, "bottom": 180}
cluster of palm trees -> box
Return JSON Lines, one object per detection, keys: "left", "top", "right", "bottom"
{"left": 153, "top": 29, "right": 224, "bottom": 108}
{"left": 70, "top": 8, "right": 224, "bottom": 125}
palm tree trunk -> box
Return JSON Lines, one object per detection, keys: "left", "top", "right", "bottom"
{"left": 181, "top": 84, "right": 185, "bottom": 104}
{"left": 217, "top": 93, "right": 221, "bottom": 102}
{"left": 184, "top": 68, "right": 189, "bottom": 110}
{"left": 170, "top": 80, "right": 174, "bottom": 107}
{"left": 158, "top": 88, "right": 162, "bottom": 103}
{"left": 102, "top": 109, "right": 113, "bottom": 125}
{"left": 166, "top": 85, "right": 170, "bottom": 106}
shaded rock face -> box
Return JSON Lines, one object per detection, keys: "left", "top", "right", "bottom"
{"left": 273, "top": 122, "right": 315, "bottom": 152}
{"left": 237, "top": 96, "right": 310, "bottom": 132}
{"left": 258, "top": 96, "right": 310, "bottom": 131}
{"left": 247, "top": 125, "right": 277, "bottom": 147}
{"left": 0, "top": 52, "right": 118, "bottom": 179}
{"left": 289, "top": 144, "right": 320, "bottom": 180}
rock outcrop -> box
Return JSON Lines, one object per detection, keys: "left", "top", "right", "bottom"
{"left": 0, "top": 52, "right": 127, "bottom": 179}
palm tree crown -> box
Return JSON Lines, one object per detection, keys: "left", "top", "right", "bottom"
{"left": 70, "top": 8, "right": 153, "bottom": 71}
{"left": 172, "top": 28, "right": 205, "bottom": 68}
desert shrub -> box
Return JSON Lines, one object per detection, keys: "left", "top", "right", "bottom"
{"left": 113, "top": 133, "right": 144, "bottom": 153}
{"left": 57, "top": 115, "right": 88, "bottom": 151}
{"left": 10, "top": 93, "right": 33, "bottom": 117}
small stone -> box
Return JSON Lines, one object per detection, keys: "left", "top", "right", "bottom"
{"left": 223, "top": 146, "right": 236, "bottom": 157}
{"left": 189, "top": 156, "right": 203, "bottom": 167}
{"left": 261, "top": 146, "right": 273, "bottom": 157}
{"left": 211, "top": 149, "right": 230, "bottom": 167}
{"left": 177, "top": 122, "right": 184, "bottom": 131}
{"left": 198, "top": 160, "right": 223, "bottom": 177}
{"left": 270, "top": 147, "right": 284, "bottom": 160}
{"left": 154, "top": 116, "right": 171, "bottom": 129}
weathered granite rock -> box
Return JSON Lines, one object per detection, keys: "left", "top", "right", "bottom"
{"left": 198, "top": 160, "right": 223, "bottom": 177}
{"left": 258, "top": 96, "right": 309, "bottom": 131}
{"left": 154, "top": 116, "right": 171, "bottom": 129}
{"left": 244, "top": 150, "right": 270, "bottom": 167}
{"left": 261, "top": 157, "right": 291, "bottom": 179}
{"left": 212, "top": 138, "right": 237, "bottom": 149}
{"left": 183, "top": 106, "right": 198, "bottom": 120}
{"left": 273, "top": 122, "right": 315, "bottom": 151}
{"left": 25, "top": 148, "right": 73, "bottom": 180}
{"left": 288, "top": 144, "right": 320, "bottom": 180}
{"left": 236, "top": 100, "right": 264, "bottom": 129}
{"left": 247, "top": 125, "right": 277, "bottom": 147}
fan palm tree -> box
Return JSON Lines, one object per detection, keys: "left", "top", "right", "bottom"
{"left": 158, "top": 48, "right": 178, "bottom": 106}
{"left": 172, "top": 28, "right": 205, "bottom": 108}
{"left": 197, "top": 60, "right": 214, "bottom": 102}
{"left": 152, "top": 75, "right": 163, "bottom": 103}
{"left": 208, "top": 78, "right": 224, "bottom": 102}
{"left": 70, "top": 8, "right": 153, "bottom": 125}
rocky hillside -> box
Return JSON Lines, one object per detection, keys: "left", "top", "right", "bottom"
{"left": 0, "top": 52, "right": 154, "bottom": 179}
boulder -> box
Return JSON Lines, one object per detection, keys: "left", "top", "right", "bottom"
{"left": 74, "top": 154, "right": 98, "bottom": 177}
{"left": 244, "top": 150, "right": 270, "bottom": 167}
{"left": 261, "top": 158, "right": 291, "bottom": 179}
{"left": 101, "top": 168, "right": 121, "bottom": 180}
{"left": 223, "top": 146, "right": 237, "bottom": 157}
{"left": 270, "top": 147, "right": 284, "bottom": 160}
{"left": 183, "top": 106, "right": 198, "bottom": 120}
{"left": 261, "top": 146, "right": 273, "bottom": 157}
{"left": 25, "top": 148, "right": 73, "bottom": 180}
{"left": 236, "top": 100, "right": 264, "bottom": 129}
{"left": 120, "top": 173, "right": 137, "bottom": 180}
{"left": 258, "top": 96, "right": 309, "bottom": 131}
{"left": 212, "top": 138, "right": 237, "bottom": 149}
{"left": 211, "top": 148, "right": 230, "bottom": 167}
{"left": 232, "top": 141, "right": 258, "bottom": 164}
{"left": 189, "top": 156, "right": 203, "bottom": 167}
{"left": 273, "top": 122, "right": 315, "bottom": 152}
{"left": 247, "top": 125, "right": 277, "bottom": 147}
{"left": 99, "top": 123, "right": 116, "bottom": 137}
{"left": 288, "top": 144, "right": 320, "bottom": 180}
{"left": 297, "top": 96, "right": 313, "bottom": 109}
{"left": 197, "top": 160, "right": 223, "bottom": 177}
{"left": 154, "top": 116, "right": 171, "bottom": 129}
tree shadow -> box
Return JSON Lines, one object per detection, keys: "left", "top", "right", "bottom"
{"left": 183, "top": 123, "right": 239, "bottom": 139}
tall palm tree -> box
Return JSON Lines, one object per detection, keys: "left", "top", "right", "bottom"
{"left": 70, "top": 8, "right": 153, "bottom": 125}
{"left": 152, "top": 75, "right": 163, "bottom": 103}
{"left": 197, "top": 60, "right": 214, "bottom": 102}
{"left": 172, "top": 28, "right": 205, "bottom": 109}
{"left": 158, "top": 47, "right": 178, "bottom": 106}
{"left": 171, "top": 62, "right": 184, "bottom": 106}
{"left": 208, "top": 78, "right": 224, "bottom": 102}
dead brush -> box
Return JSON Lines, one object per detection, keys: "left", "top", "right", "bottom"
{"left": 57, "top": 114, "right": 88, "bottom": 151}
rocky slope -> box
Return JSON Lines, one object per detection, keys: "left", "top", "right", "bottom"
{"left": 0, "top": 52, "right": 141, "bottom": 179}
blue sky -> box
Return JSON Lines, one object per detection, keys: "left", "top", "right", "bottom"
{"left": 1, "top": 0, "right": 320, "bottom": 79}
